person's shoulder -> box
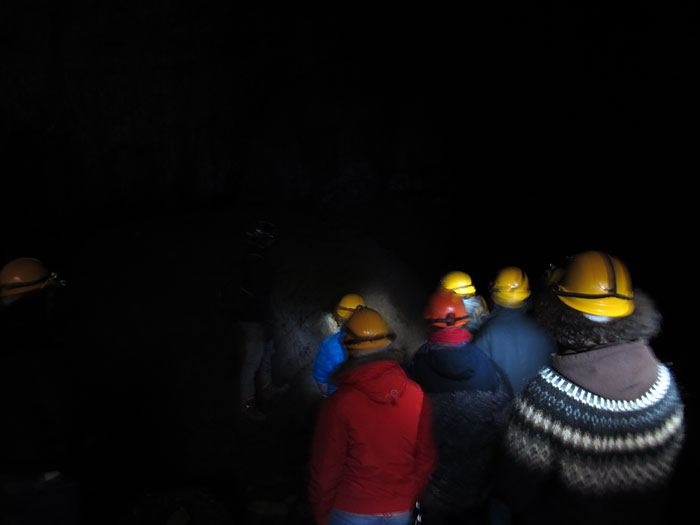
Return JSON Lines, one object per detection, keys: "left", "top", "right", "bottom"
{"left": 466, "top": 341, "right": 501, "bottom": 370}
{"left": 404, "top": 375, "right": 422, "bottom": 390}
{"left": 466, "top": 340, "right": 489, "bottom": 355}
{"left": 518, "top": 314, "right": 555, "bottom": 340}
{"left": 404, "top": 375, "right": 430, "bottom": 397}
{"left": 323, "top": 385, "right": 364, "bottom": 414}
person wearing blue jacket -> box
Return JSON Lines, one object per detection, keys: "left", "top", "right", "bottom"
{"left": 312, "top": 293, "right": 366, "bottom": 395}
{"left": 474, "top": 267, "right": 556, "bottom": 396}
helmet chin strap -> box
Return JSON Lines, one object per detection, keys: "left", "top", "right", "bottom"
{"left": 583, "top": 313, "right": 613, "bottom": 323}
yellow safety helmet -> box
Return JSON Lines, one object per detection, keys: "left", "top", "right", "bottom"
{"left": 554, "top": 251, "right": 635, "bottom": 318}
{"left": 0, "top": 257, "right": 59, "bottom": 298}
{"left": 440, "top": 271, "right": 476, "bottom": 296}
{"left": 343, "top": 307, "right": 395, "bottom": 352}
{"left": 491, "top": 267, "right": 530, "bottom": 307}
{"left": 335, "top": 293, "right": 366, "bottom": 320}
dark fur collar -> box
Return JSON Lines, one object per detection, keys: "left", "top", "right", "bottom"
{"left": 533, "top": 288, "right": 662, "bottom": 350}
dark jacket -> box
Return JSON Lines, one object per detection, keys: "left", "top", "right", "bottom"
{"left": 0, "top": 290, "right": 74, "bottom": 479}
{"left": 407, "top": 328, "right": 512, "bottom": 520}
{"left": 474, "top": 304, "right": 555, "bottom": 396}
{"left": 407, "top": 338, "right": 501, "bottom": 394}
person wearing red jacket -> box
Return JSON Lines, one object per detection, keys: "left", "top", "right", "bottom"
{"left": 309, "top": 307, "right": 437, "bottom": 525}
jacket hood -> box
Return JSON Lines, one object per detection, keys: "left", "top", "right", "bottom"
{"left": 333, "top": 349, "right": 408, "bottom": 404}
{"left": 533, "top": 288, "right": 662, "bottom": 350}
{"left": 551, "top": 339, "right": 660, "bottom": 400}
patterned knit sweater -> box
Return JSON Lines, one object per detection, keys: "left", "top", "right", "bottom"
{"left": 505, "top": 360, "right": 685, "bottom": 495}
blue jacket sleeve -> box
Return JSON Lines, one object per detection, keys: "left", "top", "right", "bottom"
{"left": 313, "top": 338, "right": 334, "bottom": 384}
{"left": 312, "top": 332, "right": 345, "bottom": 384}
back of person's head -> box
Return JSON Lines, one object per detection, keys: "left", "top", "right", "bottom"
{"left": 342, "top": 307, "right": 395, "bottom": 355}
{"left": 335, "top": 293, "right": 366, "bottom": 324}
{"left": 424, "top": 288, "right": 469, "bottom": 329}
{"left": 491, "top": 267, "right": 530, "bottom": 308}
{"left": 553, "top": 250, "right": 634, "bottom": 322}
{"left": 0, "top": 257, "right": 68, "bottom": 350}
{"left": 439, "top": 271, "right": 476, "bottom": 298}
{"left": 0, "top": 257, "right": 61, "bottom": 305}
{"left": 535, "top": 250, "right": 661, "bottom": 349}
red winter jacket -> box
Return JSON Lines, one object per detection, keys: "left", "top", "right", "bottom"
{"left": 309, "top": 355, "right": 437, "bottom": 525}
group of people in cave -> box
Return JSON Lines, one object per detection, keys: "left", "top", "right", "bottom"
{"left": 303, "top": 251, "right": 686, "bottom": 525}
{"left": 0, "top": 245, "right": 687, "bottom": 525}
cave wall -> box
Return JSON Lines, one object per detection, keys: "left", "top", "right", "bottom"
{"left": 265, "top": 222, "right": 430, "bottom": 400}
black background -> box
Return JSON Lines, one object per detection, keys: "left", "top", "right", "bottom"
{"left": 1, "top": 2, "right": 697, "bottom": 522}
{"left": 2, "top": 3, "right": 695, "bottom": 374}
{"left": 2, "top": 4, "right": 696, "bottom": 251}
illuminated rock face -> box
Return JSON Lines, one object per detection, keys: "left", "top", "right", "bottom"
{"left": 262, "top": 222, "right": 429, "bottom": 402}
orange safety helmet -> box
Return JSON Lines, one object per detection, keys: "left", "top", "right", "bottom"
{"left": 0, "top": 257, "right": 58, "bottom": 298}
{"left": 424, "top": 289, "right": 469, "bottom": 328}
{"left": 342, "top": 307, "right": 396, "bottom": 352}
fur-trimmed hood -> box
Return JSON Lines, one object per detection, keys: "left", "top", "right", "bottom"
{"left": 533, "top": 288, "right": 662, "bottom": 351}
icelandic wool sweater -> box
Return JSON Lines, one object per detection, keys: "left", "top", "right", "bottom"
{"left": 505, "top": 341, "right": 685, "bottom": 495}
{"left": 309, "top": 351, "right": 437, "bottom": 525}
{"left": 499, "top": 288, "right": 685, "bottom": 524}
